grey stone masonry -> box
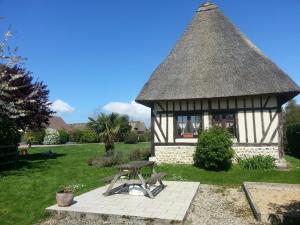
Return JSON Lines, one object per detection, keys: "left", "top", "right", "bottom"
{"left": 155, "top": 146, "right": 195, "bottom": 164}
{"left": 153, "top": 145, "right": 279, "bottom": 164}
{"left": 234, "top": 146, "right": 279, "bottom": 160}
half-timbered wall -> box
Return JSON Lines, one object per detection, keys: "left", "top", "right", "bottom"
{"left": 150, "top": 95, "right": 281, "bottom": 163}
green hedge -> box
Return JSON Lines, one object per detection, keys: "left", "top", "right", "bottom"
{"left": 0, "top": 145, "right": 18, "bottom": 168}
{"left": 79, "top": 129, "right": 99, "bottom": 143}
{"left": 70, "top": 129, "right": 99, "bottom": 143}
{"left": 138, "top": 131, "right": 151, "bottom": 142}
{"left": 285, "top": 123, "right": 300, "bottom": 157}
{"left": 0, "top": 117, "right": 20, "bottom": 168}
{"left": 58, "top": 130, "right": 70, "bottom": 144}
{"left": 124, "top": 131, "right": 139, "bottom": 144}
{"left": 23, "top": 129, "right": 45, "bottom": 145}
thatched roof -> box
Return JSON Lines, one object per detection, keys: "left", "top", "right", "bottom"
{"left": 136, "top": 2, "right": 300, "bottom": 105}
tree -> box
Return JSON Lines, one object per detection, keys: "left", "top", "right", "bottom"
{"left": 115, "top": 114, "right": 131, "bottom": 141}
{"left": 88, "top": 113, "right": 121, "bottom": 156}
{"left": 283, "top": 100, "right": 300, "bottom": 155}
{"left": 284, "top": 99, "right": 300, "bottom": 126}
{"left": 0, "top": 28, "right": 53, "bottom": 130}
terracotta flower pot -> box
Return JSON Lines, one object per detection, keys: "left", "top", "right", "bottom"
{"left": 56, "top": 191, "right": 74, "bottom": 207}
{"left": 182, "top": 133, "right": 194, "bottom": 138}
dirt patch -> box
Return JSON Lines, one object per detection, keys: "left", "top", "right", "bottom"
{"left": 249, "top": 188, "right": 300, "bottom": 216}
{"left": 244, "top": 182, "right": 300, "bottom": 225}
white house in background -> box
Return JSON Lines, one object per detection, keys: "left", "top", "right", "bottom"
{"left": 135, "top": 2, "right": 300, "bottom": 164}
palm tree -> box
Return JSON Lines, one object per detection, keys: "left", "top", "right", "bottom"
{"left": 88, "top": 113, "right": 129, "bottom": 156}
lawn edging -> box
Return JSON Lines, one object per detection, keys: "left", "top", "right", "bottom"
{"left": 242, "top": 182, "right": 262, "bottom": 221}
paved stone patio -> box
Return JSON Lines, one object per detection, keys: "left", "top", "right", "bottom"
{"left": 46, "top": 181, "right": 200, "bottom": 224}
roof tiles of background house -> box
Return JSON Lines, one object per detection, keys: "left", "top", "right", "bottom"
{"left": 47, "top": 116, "right": 72, "bottom": 131}
{"left": 136, "top": 2, "right": 300, "bottom": 105}
{"left": 69, "top": 123, "right": 87, "bottom": 130}
{"left": 129, "top": 121, "right": 147, "bottom": 132}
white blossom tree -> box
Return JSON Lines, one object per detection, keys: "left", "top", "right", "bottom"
{"left": 0, "top": 28, "right": 53, "bottom": 130}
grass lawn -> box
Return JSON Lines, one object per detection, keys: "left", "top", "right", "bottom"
{"left": 0, "top": 143, "right": 299, "bottom": 225}
{"left": 159, "top": 154, "right": 300, "bottom": 185}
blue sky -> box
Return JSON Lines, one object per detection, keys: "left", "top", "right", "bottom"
{"left": 1, "top": 0, "right": 299, "bottom": 125}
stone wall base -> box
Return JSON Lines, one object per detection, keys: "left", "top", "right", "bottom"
{"left": 234, "top": 146, "right": 279, "bottom": 160}
{"left": 154, "top": 146, "right": 195, "bottom": 164}
{"left": 153, "top": 145, "right": 279, "bottom": 165}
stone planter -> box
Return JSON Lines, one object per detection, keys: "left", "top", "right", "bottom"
{"left": 56, "top": 192, "right": 74, "bottom": 207}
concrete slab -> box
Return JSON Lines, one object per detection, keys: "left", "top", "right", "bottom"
{"left": 46, "top": 181, "right": 200, "bottom": 225}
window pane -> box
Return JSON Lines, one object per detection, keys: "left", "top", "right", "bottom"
{"left": 194, "top": 115, "right": 201, "bottom": 135}
{"left": 212, "top": 113, "right": 236, "bottom": 136}
{"left": 177, "top": 114, "right": 202, "bottom": 137}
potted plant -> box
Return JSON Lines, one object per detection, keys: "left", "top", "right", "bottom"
{"left": 56, "top": 185, "right": 79, "bottom": 207}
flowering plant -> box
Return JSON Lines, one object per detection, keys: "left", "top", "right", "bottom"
{"left": 59, "top": 184, "right": 85, "bottom": 193}
{"left": 43, "top": 128, "right": 60, "bottom": 145}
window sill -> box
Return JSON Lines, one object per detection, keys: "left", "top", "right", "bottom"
{"left": 174, "top": 138, "right": 237, "bottom": 144}
{"left": 175, "top": 138, "right": 198, "bottom": 143}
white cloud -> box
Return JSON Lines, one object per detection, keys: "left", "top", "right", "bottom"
{"left": 103, "top": 100, "right": 150, "bottom": 123}
{"left": 51, "top": 99, "right": 75, "bottom": 113}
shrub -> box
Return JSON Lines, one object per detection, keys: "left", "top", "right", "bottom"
{"left": 43, "top": 128, "right": 60, "bottom": 145}
{"left": 0, "top": 117, "right": 21, "bottom": 167}
{"left": 58, "top": 129, "right": 70, "bottom": 144}
{"left": 79, "top": 129, "right": 98, "bottom": 143}
{"left": 24, "top": 129, "right": 45, "bottom": 145}
{"left": 285, "top": 123, "right": 300, "bottom": 157}
{"left": 69, "top": 129, "right": 82, "bottom": 143}
{"left": 87, "top": 151, "right": 124, "bottom": 167}
{"left": 238, "top": 155, "right": 276, "bottom": 170}
{"left": 69, "top": 129, "right": 98, "bottom": 143}
{"left": 128, "top": 148, "right": 151, "bottom": 161}
{"left": 138, "top": 131, "right": 151, "bottom": 142}
{"left": 194, "top": 126, "right": 234, "bottom": 170}
{"left": 124, "top": 131, "right": 139, "bottom": 144}
{"left": 87, "top": 148, "right": 151, "bottom": 167}
{"left": 0, "top": 117, "right": 21, "bottom": 145}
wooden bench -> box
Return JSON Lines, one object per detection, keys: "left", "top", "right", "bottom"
{"left": 146, "top": 172, "right": 167, "bottom": 186}
{"left": 102, "top": 171, "right": 130, "bottom": 183}
{"left": 145, "top": 172, "right": 167, "bottom": 198}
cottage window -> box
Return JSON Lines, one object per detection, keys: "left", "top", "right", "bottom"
{"left": 176, "top": 115, "right": 202, "bottom": 138}
{"left": 212, "top": 113, "right": 236, "bottom": 136}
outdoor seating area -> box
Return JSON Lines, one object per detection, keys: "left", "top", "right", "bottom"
{"left": 46, "top": 181, "right": 200, "bottom": 224}
{"left": 46, "top": 160, "right": 200, "bottom": 224}
{"left": 103, "top": 161, "right": 166, "bottom": 198}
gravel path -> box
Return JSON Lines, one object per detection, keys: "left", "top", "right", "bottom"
{"left": 39, "top": 185, "right": 266, "bottom": 225}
